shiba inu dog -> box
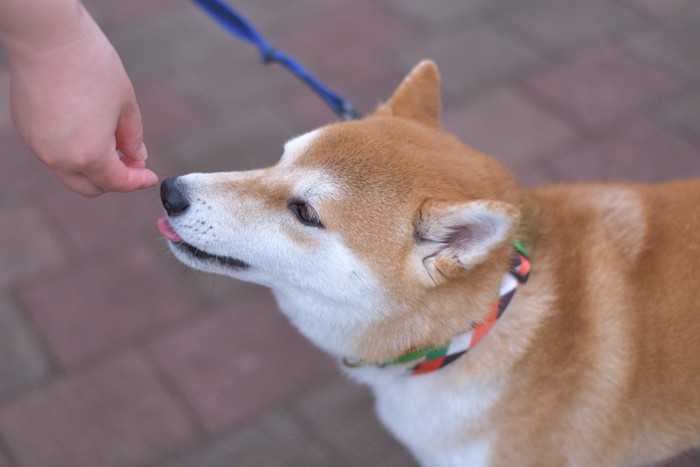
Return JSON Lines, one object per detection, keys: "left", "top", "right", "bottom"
{"left": 157, "top": 61, "right": 700, "bottom": 466}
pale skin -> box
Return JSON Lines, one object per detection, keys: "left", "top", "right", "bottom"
{"left": 0, "top": 0, "right": 158, "bottom": 197}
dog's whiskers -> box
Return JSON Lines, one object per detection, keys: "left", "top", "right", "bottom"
{"left": 208, "top": 276, "right": 217, "bottom": 304}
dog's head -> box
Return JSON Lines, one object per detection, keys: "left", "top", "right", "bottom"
{"left": 159, "top": 61, "right": 522, "bottom": 358}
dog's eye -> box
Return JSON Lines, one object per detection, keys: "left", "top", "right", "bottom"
{"left": 289, "top": 202, "right": 323, "bottom": 228}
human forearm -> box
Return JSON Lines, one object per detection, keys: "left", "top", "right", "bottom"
{"left": 0, "top": 0, "right": 94, "bottom": 55}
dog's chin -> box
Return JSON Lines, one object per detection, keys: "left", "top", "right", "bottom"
{"left": 168, "top": 240, "right": 251, "bottom": 274}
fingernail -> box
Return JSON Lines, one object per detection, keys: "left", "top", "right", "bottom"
{"left": 149, "top": 170, "right": 159, "bottom": 184}
{"left": 137, "top": 142, "right": 149, "bottom": 161}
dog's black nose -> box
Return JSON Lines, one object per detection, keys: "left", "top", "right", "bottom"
{"left": 160, "top": 178, "right": 190, "bottom": 217}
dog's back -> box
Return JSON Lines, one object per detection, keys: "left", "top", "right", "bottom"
{"left": 626, "top": 180, "right": 700, "bottom": 462}
{"left": 489, "top": 180, "right": 700, "bottom": 466}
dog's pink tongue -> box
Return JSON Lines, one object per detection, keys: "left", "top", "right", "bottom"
{"left": 157, "top": 216, "right": 183, "bottom": 243}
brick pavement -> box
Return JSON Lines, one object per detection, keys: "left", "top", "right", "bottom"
{"left": 0, "top": 0, "right": 699, "bottom": 466}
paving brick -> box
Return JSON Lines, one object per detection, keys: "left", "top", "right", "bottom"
{"left": 151, "top": 289, "right": 339, "bottom": 434}
{"left": 133, "top": 75, "right": 208, "bottom": 147}
{"left": 395, "top": 24, "right": 545, "bottom": 104}
{"left": 0, "top": 67, "right": 11, "bottom": 134}
{"left": 381, "top": 0, "right": 496, "bottom": 29}
{"left": 497, "top": 0, "right": 646, "bottom": 53}
{"left": 223, "top": 0, "right": 333, "bottom": 34}
{"left": 42, "top": 183, "right": 163, "bottom": 257}
{"left": 169, "top": 42, "right": 293, "bottom": 120}
{"left": 160, "top": 409, "right": 338, "bottom": 467}
{"left": 544, "top": 119, "right": 700, "bottom": 183}
{"left": 442, "top": 87, "right": 576, "bottom": 187}
{"left": 524, "top": 44, "right": 683, "bottom": 131}
{"left": 657, "top": 452, "right": 700, "bottom": 467}
{"left": 296, "top": 378, "right": 418, "bottom": 467}
{"left": 283, "top": 91, "right": 354, "bottom": 135}
{"left": 443, "top": 87, "right": 576, "bottom": 164}
{"left": 108, "top": 6, "right": 244, "bottom": 82}
{"left": 660, "top": 88, "right": 700, "bottom": 142}
{"left": 18, "top": 241, "right": 200, "bottom": 369}
{"left": 625, "top": 18, "right": 700, "bottom": 80}
{"left": 0, "top": 295, "right": 51, "bottom": 402}
{"left": 616, "top": 0, "right": 700, "bottom": 19}
{"left": 689, "top": 448, "right": 700, "bottom": 462}
{"left": 0, "top": 130, "right": 65, "bottom": 203}
{"left": 276, "top": 0, "right": 418, "bottom": 81}
{"left": 0, "top": 351, "right": 197, "bottom": 467}
{"left": 164, "top": 105, "right": 295, "bottom": 174}
{"left": 0, "top": 203, "right": 67, "bottom": 288}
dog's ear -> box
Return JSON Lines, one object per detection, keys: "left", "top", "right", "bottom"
{"left": 414, "top": 200, "right": 520, "bottom": 285}
{"left": 376, "top": 60, "right": 441, "bottom": 129}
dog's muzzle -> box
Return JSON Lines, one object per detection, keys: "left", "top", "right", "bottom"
{"left": 157, "top": 178, "right": 252, "bottom": 271}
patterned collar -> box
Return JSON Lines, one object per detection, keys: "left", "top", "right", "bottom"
{"left": 343, "top": 241, "right": 531, "bottom": 376}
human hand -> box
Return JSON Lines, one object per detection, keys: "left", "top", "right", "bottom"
{"left": 5, "top": 13, "right": 158, "bottom": 197}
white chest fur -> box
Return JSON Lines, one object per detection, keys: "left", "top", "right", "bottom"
{"left": 347, "top": 365, "right": 503, "bottom": 467}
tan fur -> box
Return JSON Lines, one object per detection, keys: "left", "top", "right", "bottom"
{"left": 488, "top": 181, "right": 700, "bottom": 466}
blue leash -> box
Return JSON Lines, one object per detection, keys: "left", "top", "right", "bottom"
{"left": 190, "top": 0, "right": 361, "bottom": 121}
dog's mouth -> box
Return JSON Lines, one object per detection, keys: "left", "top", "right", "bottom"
{"left": 157, "top": 217, "right": 251, "bottom": 270}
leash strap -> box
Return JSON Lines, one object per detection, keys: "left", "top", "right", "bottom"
{"left": 190, "top": 0, "right": 361, "bottom": 120}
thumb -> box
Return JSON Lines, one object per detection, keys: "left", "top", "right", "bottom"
{"left": 92, "top": 153, "right": 159, "bottom": 193}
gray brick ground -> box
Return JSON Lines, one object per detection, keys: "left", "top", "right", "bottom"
{"left": 163, "top": 105, "right": 295, "bottom": 174}
{"left": 0, "top": 295, "right": 51, "bottom": 402}
{"left": 0, "top": 131, "right": 64, "bottom": 202}
{"left": 615, "top": 0, "right": 700, "bottom": 19}
{"left": 0, "top": 68, "right": 11, "bottom": 134}
{"left": 150, "top": 290, "right": 338, "bottom": 434}
{"left": 159, "top": 410, "right": 339, "bottom": 467}
{"left": 524, "top": 44, "right": 684, "bottom": 131}
{"left": 544, "top": 119, "right": 700, "bottom": 183}
{"left": 107, "top": 6, "right": 237, "bottom": 81}
{"left": 296, "top": 379, "right": 418, "bottom": 467}
{"left": 395, "top": 24, "right": 546, "bottom": 104}
{"left": 381, "top": 0, "right": 496, "bottom": 29}
{"left": 443, "top": 86, "right": 576, "bottom": 164}
{"left": 660, "top": 89, "right": 700, "bottom": 142}
{"left": 18, "top": 242, "right": 200, "bottom": 369}
{"left": 42, "top": 188, "right": 164, "bottom": 256}
{"left": 497, "top": 0, "right": 647, "bottom": 54}
{"left": 624, "top": 16, "right": 700, "bottom": 80}
{"left": 0, "top": 351, "right": 197, "bottom": 467}
{"left": 0, "top": 203, "right": 67, "bottom": 288}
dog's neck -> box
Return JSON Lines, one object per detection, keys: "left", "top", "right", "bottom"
{"left": 342, "top": 242, "right": 530, "bottom": 376}
{"left": 273, "top": 241, "right": 531, "bottom": 379}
